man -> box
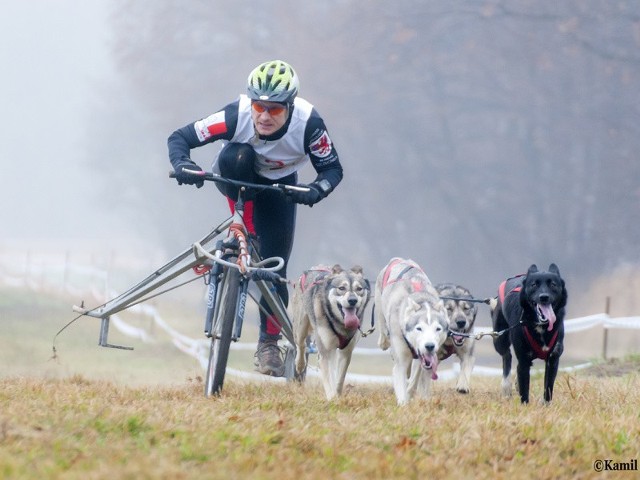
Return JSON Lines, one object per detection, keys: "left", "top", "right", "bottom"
{"left": 168, "top": 60, "right": 343, "bottom": 376}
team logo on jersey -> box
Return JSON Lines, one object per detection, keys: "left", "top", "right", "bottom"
{"left": 194, "top": 111, "right": 227, "bottom": 141}
{"left": 309, "top": 130, "right": 333, "bottom": 158}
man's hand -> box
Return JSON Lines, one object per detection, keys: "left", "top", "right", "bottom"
{"left": 173, "top": 161, "right": 204, "bottom": 188}
{"left": 288, "top": 183, "right": 322, "bottom": 206}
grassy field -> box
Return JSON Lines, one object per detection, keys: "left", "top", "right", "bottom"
{"left": 2, "top": 364, "right": 639, "bottom": 479}
{"left": 2, "top": 287, "right": 640, "bottom": 479}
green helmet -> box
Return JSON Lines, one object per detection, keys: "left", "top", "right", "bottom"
{"left": 247, "top": 60, "right": 299, "bottom": 104}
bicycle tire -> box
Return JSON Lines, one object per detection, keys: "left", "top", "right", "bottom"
{"left": 205, "top": 267, "right": 240, "bottom": 396}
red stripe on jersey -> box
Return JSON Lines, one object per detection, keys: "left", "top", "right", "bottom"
{"left": 207, "top": 121, "right": 227, "bottom": 136}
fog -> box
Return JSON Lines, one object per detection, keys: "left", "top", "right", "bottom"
{"left": 0, "top": 1, "right": 132, "bottom": 247}
{"left": 2, "top": 1, "right": 639, "bottom": 311}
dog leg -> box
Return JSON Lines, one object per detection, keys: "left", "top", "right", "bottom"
{"left": 294, "top": 314, "right": 310, "bottom": 377}
{"left": 501, "top": 350, "right": 513, "bottom": 398}
{"left": 543, "top": 355, "right": 560, "bottom": 403}
{"left": 516, "top": 358, "right": 533, "bottom": 404}
{"left": 334, "top": 347, "right": 353, "bottom": 397}
{"left": 413, "top": 364, "right": 432, "bottom": 399}
{"left": 318, "top": 349, "right": 337, "bottom": 401}
{"left": 456, "top": 350, "right": 475, "bottom": 394}
{"left": 407, "top": 360, "right": 422, "bottom": 399}
{"left": 376, "top": 308, "right": 390, "bottom": 350}
{"left": 392, "top": 356, "right": 412, "bottom": 406}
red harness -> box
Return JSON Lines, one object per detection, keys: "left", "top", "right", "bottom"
{"left": 438, "top": 343, "right": 456, "bottom": 361}
{"left": 523, "top": 326, "right": 559, "bottom": 360}
{"left": 498, "top": 277, "right": 559, "bottom": 360}
{"left": 381, "top": 258, "right": 425, "bottom": 292}
{"left": 298, "top": 266, "right": 332, "bottom": 293}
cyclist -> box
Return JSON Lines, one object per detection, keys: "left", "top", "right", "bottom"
{"left": 168, "top": 60, "right": 343, "bottom": 377}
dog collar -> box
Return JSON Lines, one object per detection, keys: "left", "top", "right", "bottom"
{"left": 327, "top": 317, "right": 357, "bottom": 350}
{"left": 403, "top": 334, "right": 420, "bottom": 360}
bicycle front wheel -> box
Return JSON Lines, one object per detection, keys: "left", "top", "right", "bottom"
{"left": 205, "top": 267, "right": 240, "bottom": 397}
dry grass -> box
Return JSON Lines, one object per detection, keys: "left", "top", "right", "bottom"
{"left": 1, "top": 366, "right": 639, "bottom": 480}
{"left": 2, "top": 281, "right": 640, "bottom": 479}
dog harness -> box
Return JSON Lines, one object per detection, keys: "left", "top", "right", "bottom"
{"left": 297, "top": 266, "right": 332, "bottom": 293}
{"left": 498, "top": 278, "right": 559, "bottom": 361}
{"left": 438, "top": 343, "right": 456, "bottom": 361}
{"left": 381, "top": 258, "right": 426, "bottom": 292}
{"left": 523, "top": 326, "right": 559, "bottom": 360}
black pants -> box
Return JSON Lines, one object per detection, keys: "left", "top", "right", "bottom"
{"left": 215, "top": 143, "right": 296, "bottom": 341}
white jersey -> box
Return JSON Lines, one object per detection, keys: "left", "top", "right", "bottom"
{"left": 169, "top": 93, "right": 341, "bottom": 183}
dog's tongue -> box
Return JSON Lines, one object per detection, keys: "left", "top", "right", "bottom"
{"left": 343, "top": 308, "right": 360, "bottom": 330}
{"left": 430, "top": 355, "right": 439, "bottom": 380}
{"left": 538, "top": 304, "right": 556, "bottom": 331}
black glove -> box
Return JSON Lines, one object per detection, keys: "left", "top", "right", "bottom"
{"left": 173, "top": 161, "right": 204, "bottom": 188}
{"left": 288, "top": 183, "right": 322, "bottom": 207}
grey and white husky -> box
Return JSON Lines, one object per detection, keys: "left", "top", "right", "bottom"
{"left": 291, "top": 264, "right": 371, "bottom": 400}
{"left": 375, "top": 257, "right": 449, "bottom": 405}
{"left": 435, "top": 283, "right": 478, "bottom": 394}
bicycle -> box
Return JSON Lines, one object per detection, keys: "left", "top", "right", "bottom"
{"left": 72, "top": 169, "right": 310, "bottom": 396}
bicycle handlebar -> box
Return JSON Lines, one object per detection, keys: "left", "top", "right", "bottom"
{"left": 169, "top": 168, "right": 310, "bottom": 193}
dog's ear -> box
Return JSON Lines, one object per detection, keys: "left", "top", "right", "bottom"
{"left": 548, "top": 263, "right": 560, "bottom": 275}
{"left": 350, "top": 265, "right": 363, "bottom": 275}
{"left": 331, "top": 264, "right": 344, "bottom": 274}
{"left": 527, "top": 264, "right": 539, "bottom": 275}
{"left": 407, "top": 297, "right": 421, "bottom": 312}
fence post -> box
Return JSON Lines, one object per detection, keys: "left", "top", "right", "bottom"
{"left": 602, "top": 296, "right": 610, "bottom": 360}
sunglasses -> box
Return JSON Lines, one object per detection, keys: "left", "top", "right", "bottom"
{"left": 251, "top": 101, "right": 288, "bottom": 116}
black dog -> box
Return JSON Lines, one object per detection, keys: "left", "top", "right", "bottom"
{"left": 491, "top": 264, "right": 568, "bottom": 404}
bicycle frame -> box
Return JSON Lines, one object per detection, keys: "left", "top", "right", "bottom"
{"left": 72, "top": 218, "right": 232, "bottom": 349}
{"left": 72, "top": 171, "right": 302, "bottom": 381}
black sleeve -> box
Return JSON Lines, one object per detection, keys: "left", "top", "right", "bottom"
{"left": 304, "top": 109, "right": 343, "bottom": 194}
{"left": 167, "top": 100, "right": 239, "bottom": 171}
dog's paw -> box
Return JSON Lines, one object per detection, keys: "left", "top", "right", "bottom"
{"left": 501, "top": 378, "right": 512, "bottom": 398}
{"left": 378, "top": 335, "right": 390, "bottom": 351}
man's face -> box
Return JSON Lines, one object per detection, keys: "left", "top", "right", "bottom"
{"left": 251, "top": 101, "right": 288, "bottom": 136}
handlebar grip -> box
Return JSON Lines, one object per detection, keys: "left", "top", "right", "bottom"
{"left": 250, "top": 270, "right": 287, "bottom": 284}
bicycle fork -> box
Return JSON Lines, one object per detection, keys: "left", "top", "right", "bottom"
{"left": 204, "top": 265, "right": 249, "bottom": 342}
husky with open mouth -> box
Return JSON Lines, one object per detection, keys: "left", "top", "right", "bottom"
{"left": 435, "top": 283, "right": 478, "bottom": 394}
{"left": 491, "top": 264, "right": 568, "bottom": 404}
{"left": 292, "top": 264, "right": 371, "bottom": 400}
{"left": 375, "top": 258, "right": 449, "bottom": 405}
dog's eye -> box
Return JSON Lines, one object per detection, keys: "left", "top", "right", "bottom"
{"left": 337, "top": 286, "right": 347, "bottom": 292}
{"left": 436, "top": 326, "right": 442, "bottom": 332}
{"left": 416, "top": 326, "right": 423, "bottom": 332}
{"left": 446, "top": 305, "right": 453, "bottom": 313}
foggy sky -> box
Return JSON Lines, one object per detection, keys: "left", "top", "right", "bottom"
{"left": 0, "top": 1, "right": 134, "bottom": 248}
